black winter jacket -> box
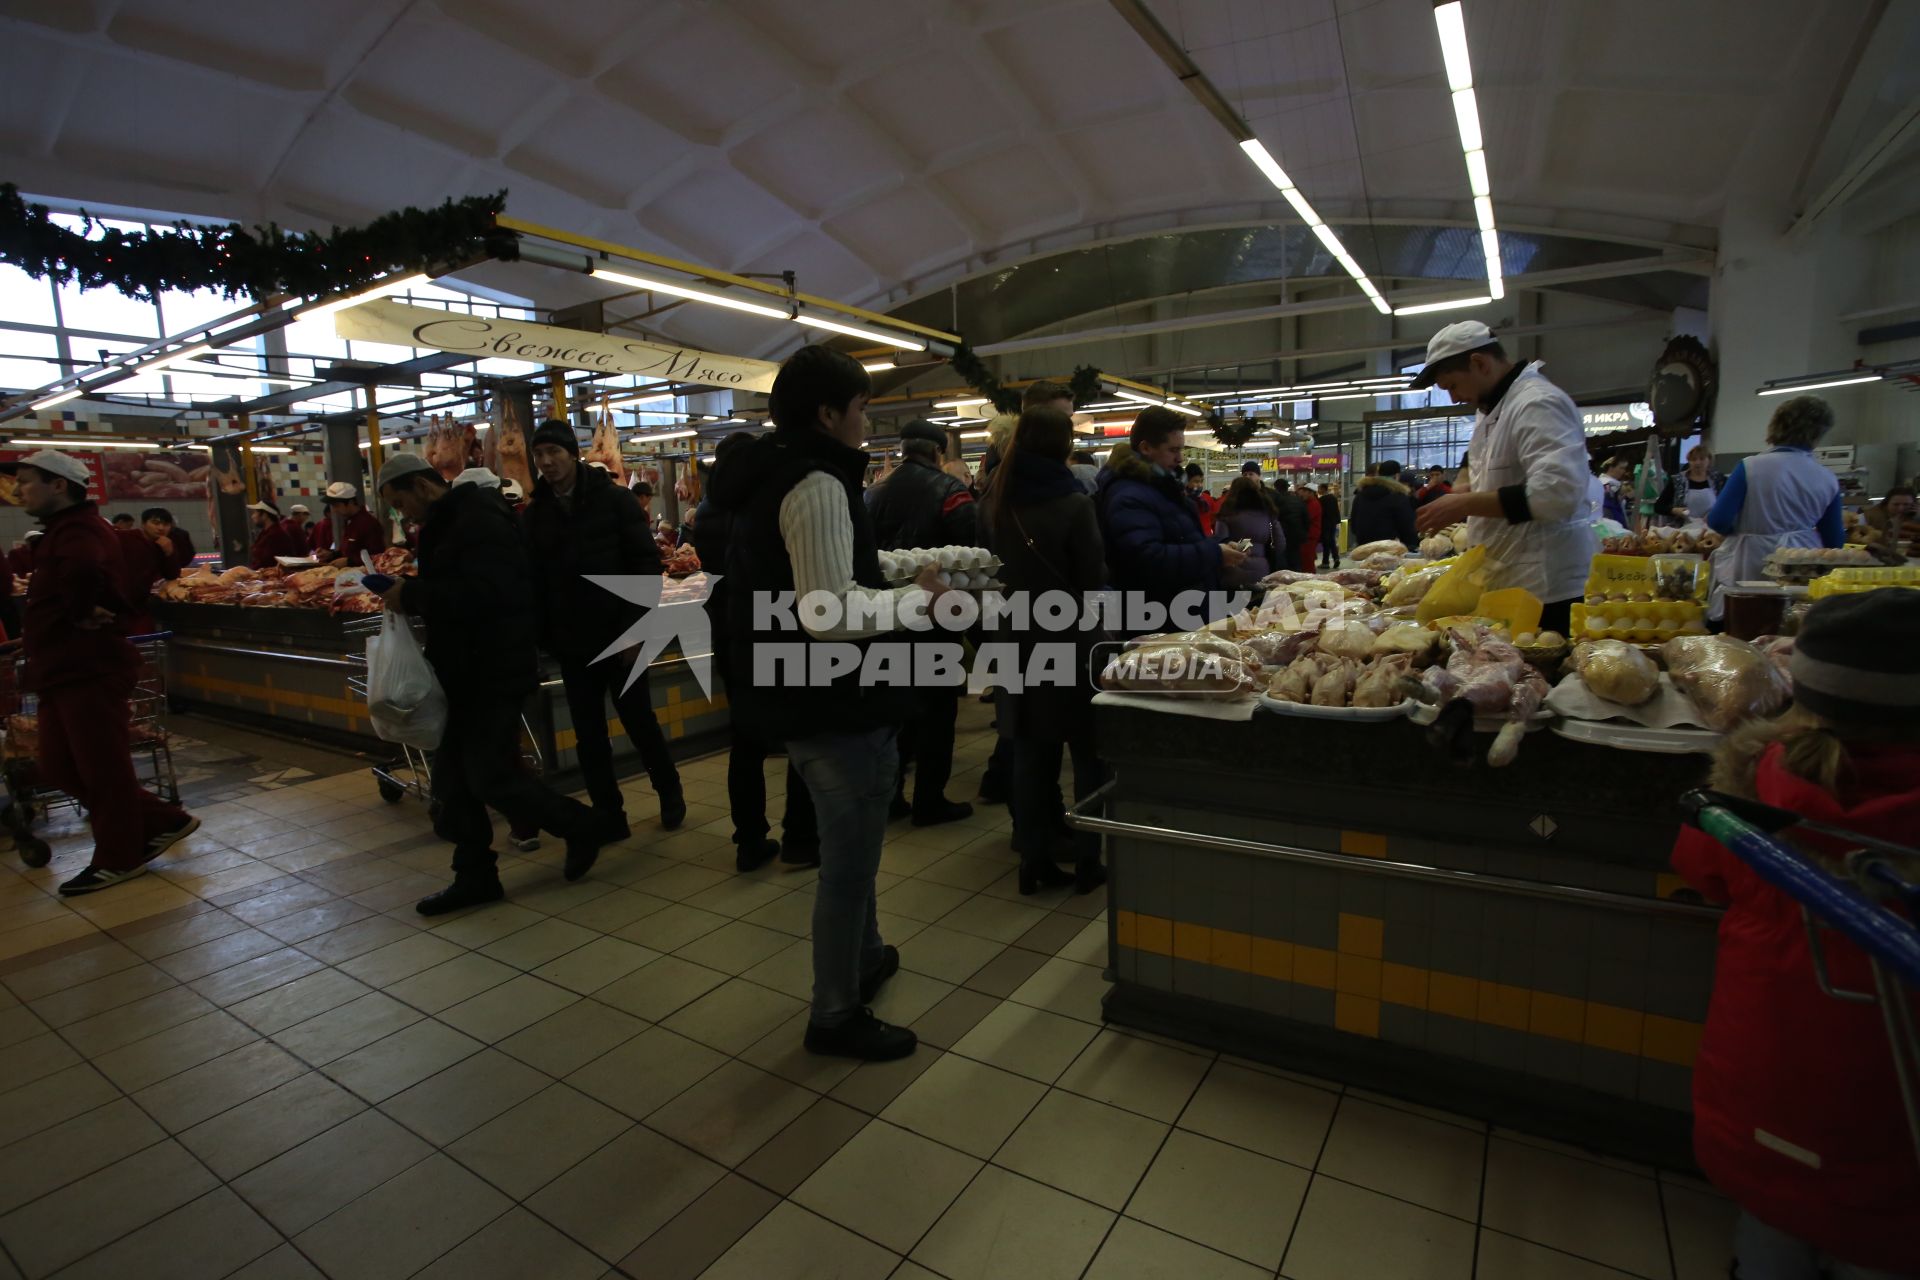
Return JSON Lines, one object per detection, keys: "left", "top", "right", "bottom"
{"left": 1347, "top": 475, "right": 1419, "bottom": 551}
{"left": 867, "top": 456, "right": 979, "bottom": 551}
{"left": 522, "top": 462, "right": 661, "bottom": 664}
{"left": 396, "top": 482, "right": 541, "bottom": 697}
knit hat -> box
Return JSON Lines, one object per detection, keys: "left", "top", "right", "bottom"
{"left": 900, "top": 419, "right": 947, "bottom": 448}
{"left": 531, "top": 420, "right": 580, "bottom": 457}
{"left": 1790, "top": 590, "right": 1920, "bottom": 725}
{"left": 375, "top": 453, "right": 437, "bottom": 492}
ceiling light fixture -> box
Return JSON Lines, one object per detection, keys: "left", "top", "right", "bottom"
{"left": 29, "top": 390, "right": 83, "bottom": 410}
{"left": 296, "top": 273, "right": 431, "bottom": 323}
{"left": 1756, "top": 374, "right": 1882, "bottom": 396}
{"left": 1116, "top": 389, "right": 1203, "bottom": 417}
{"left": 138, "top": 343, "right": 213, "bottom": 373}
{"left": 591, "top": 268, "right": 791, "bottom": 320}
{"left": 1239, "top": 139, "right": 1392, "bottom": 315}
{"left": 629, "top": 428, "right": 700, "bottom": 441}
{"left": 1431, "top": 1, "right": 1503, "bottom": 301}
{"left": 607, "top": 388, "right": 677, "bottom": 408}
{"left": 933, "top": 398, "right": 990, "bottom": 409}
{"left": 793, "top": 313, "right": 928, "bottom": 351}
{"left": 10, "top": 435, "right": 156, "bottom": 449}
{"left": 1394, "top": 295, "right": 1494, "bottom": 316}
{"left": 861, "top": 361, "right": 896, "bottom": 373}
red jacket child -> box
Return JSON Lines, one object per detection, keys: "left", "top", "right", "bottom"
{"left": 1669, "top": 592, "right": 1920, "bottom": 1276}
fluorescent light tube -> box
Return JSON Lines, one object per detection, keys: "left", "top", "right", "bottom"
{"left": 1474, "top": 197, "right": 1496, "bottom": 232}
{"left": 138, "top": 343, "right": 213, "bottom": 373}
{"left": 608, "top": 388, "right": 677, "bottom": 408}
{"left": 1238, "top": 139, "right": 1293, "bottom": 191}
{"left": 629, "top": 428, "right": 699, "bottom": 440}
{"left": 933, "top": 398, "right": 989, "bottom": 409}
{"left": 960, "top": 430, "right": 990, "bottom": 439}
{"left": 1393, "top": 296, "right": 1494, "bottom": 316}
{"left": 861, "top": 361, "right": 895, "bottom": 373}
{"left": 591, "top": 268, "right": 791, "bottom": 320}
{"left": 1280, "top": 186, "right": 1320, "bottom": 226}
{"left": 1466, "top": 150, "right": 1490, "bottom": 197}
{"left": 1756, "top": 375, "right": 1881, "bottom": 395}
{"left": 299, "top": 273, "right": 430, "bottom": 323}
{"left": 1434, "top": 1, "right": 1473, "bottom": 91}
{"left": 1311, "top": 224, "right": 1346, "bottom": 257}
{"left": 30, "top": 390, "right": 82, "bottom": 410}
{"left": 792, "top": 314, "right": 928, "bottom": 351}
{"left": 1451, "top": 89, "right": 1483, "bottom": 152}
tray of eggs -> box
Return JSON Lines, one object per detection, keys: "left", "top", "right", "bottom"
{"left": 1571, "top": 595, "right": 1708, "bottom": 644}
{"left": 878, "top": 546, "right": 1004, "bottom": 591}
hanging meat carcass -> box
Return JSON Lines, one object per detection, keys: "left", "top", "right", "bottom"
{"left": 585, "top": 398, "right": 628, "bottom": 487}
{"left": 424, "top": 414, "right": 476, "bottom": 482}
{"left": 492, "top": 397, "right": 535, "bottom": 497}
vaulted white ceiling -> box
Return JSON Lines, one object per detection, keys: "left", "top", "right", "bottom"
{"left": 0, "top": 0, "right": 1898, "bottom": 354}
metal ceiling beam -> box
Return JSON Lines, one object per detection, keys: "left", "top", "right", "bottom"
{"left": 972, "top": 253, "right": 1713, "bottom": 357}
{"left": 1790, "top": 87, "right": 1920, "bottom": 237}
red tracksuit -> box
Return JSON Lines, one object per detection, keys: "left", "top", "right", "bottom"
{"left": 248, "top": 519, "right": 300, "bottom": 570}
{"left": 312, "top": 509, "right": 387, "bottom": 566}
{"left": 1298, "top": 492, "right": 1322, "bottom": 572}
{"left": 111, "top": 525, "right": 170, "bottom": 636}
{"left": 24, "top": 504, "right": 188, "bottom": 872}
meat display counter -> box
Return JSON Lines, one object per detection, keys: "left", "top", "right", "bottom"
{"left": 1073, "top": 703, "right": 1721, "bottom": 1168}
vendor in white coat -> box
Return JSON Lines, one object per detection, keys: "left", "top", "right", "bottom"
{"left": 1703, "top": 394, "right": 1845, "bottom": 620}
{"left": 1413, "top": 321, "right": 1598, "bottom": 636}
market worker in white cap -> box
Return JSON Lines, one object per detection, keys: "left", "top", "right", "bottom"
{"left": 1412, "top": 320, "right": 1597, "bottom": 636}
{"left": 246, "top": 500, "right": 300, "bottom": 569}
{"left": 283, "top": 502, "right": 312, "bottom": 549}
{"left": 0, "top": 450, "right": 197, "bottom": 894}
{"left": 313, "top": 479, "right": 388, "bottom": 566}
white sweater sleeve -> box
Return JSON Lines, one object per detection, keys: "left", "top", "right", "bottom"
{"left": 778, "top": 470, "right": 926, "bottom": 641}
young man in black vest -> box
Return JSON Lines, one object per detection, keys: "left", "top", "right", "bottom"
{"left": 522, "top": 420, "right": 686, "bottom": 841}
{"left": 708, "top": 346, "right": 946, "bottom": 1061}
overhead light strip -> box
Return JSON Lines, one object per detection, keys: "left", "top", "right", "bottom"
{"left": 1240, "top": 139, "right": 1392, "bottom": 317}
{"left": 1756, "top": 374, "right": 1882, "bottom": 396}
{"left": 1416, "top": 0, "right": 1504, "bottom": 313}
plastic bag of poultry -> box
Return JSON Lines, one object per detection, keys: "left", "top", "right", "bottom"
{"left": 1371, "top": 622, "right": 1445, "bottom": 666}
{"left": 1348, "top": 538, "right": 1410, "bottom": 561}
{"left": 1572, "top": 639, "right": 1659, "bottom": 706}
{"left": 1415, "top": 545, "right": 1490, "bottom": 624}
{"left": 1315, "top": 620, "right": 1377, "bottom": 661}
{"left": 366, "top": 608, "right": 446, "bottom": 749}
{"left": 1383, "top": 563, "right": 1449, "bottom": 607}
{"left": 1661, "top": 635, "right": 1790, "bottom": 732}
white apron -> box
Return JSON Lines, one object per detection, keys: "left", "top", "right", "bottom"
{"left": 1708, "top": 447, "right": 1840, "bottom": 619}
{"left": 1462, "top": 364, "right": 1597, "bottom": 603}
{"left": 1681, "top": 480, "right": 1717, "bottom": 523}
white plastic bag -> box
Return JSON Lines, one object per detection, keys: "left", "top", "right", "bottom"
{"left": 366, "top": 608, "right": 446, "bottom": 748}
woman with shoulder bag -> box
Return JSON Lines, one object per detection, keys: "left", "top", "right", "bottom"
{"left": 1213, "top": 475, "right": 1285, "bottom": 589}
{"left": 982, "top": 406, "right": 1111, "bottom": 895}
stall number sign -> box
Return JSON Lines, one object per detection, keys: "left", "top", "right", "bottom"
{"left": 0, "top": 448, "right": 108, "bottom": 506}
{"left": 1271, "top": 453, "right": 1346, "bottom": 473}
{"left": 1579, "top": 403, "right": 1653, "bottom": 437}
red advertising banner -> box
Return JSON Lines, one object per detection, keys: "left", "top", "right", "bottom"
{"left": 0, "top": 449, "right": 108, "bottom": 505}
{"left": 1271, "top": 452, "right": 1347, "bottom": 472}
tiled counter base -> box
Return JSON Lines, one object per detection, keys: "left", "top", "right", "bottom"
{"left": 1079, "top": 705, "right": 1721, "bottom": 1170}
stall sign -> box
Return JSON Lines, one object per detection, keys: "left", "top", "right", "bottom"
{"left": 1579, "top": 402, "right": 1653, "bottom": 437}
{"left": 336, "top": 300, "right": 782, "bottom": 392}
{"left": 1271, "top": 452, "right": 1346, "bottom": 472}
{"left": 0, "top": 448, "right": 108, "bottom": 505}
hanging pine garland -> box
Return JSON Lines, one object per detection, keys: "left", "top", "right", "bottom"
{"left": 0, "top": 184, "right": 513, "bottom": 303}
{"left": 1208, "top": 409, "right": 1260, "bottom": 448}
{"left": 947, "top": 342, "right": 1104, "bottom": 414}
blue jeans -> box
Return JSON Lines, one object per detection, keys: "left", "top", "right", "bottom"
{"left": 788, "top": 727, "right": 898, "bottom": 1027}
{"left": 1735, "top": 1211, "right": 1914, "bottom": 1280}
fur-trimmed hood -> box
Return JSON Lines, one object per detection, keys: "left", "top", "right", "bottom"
{"left": 1100, "top": 441, "right": 1156, "bottom": 484}
{"left": 1355, "top": 474, "right": 1411, "bottom": 498}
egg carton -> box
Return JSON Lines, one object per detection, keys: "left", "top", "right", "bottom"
{"left": 879, "top": 546, "right": 1003, "bottom": 591}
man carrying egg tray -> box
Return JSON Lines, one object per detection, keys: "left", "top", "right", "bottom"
{"left": 867, "top": 419, "right": 981, "bottom": 826}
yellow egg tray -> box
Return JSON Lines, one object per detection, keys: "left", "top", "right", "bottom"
{"left": 1571, "top": 600, "right": 1706, "bottom": 644}
{"left": 1806, "top": 566, "right": 1920, "bottom": 599}
{"left": 1585, "top": 553, "right": 1708, "bottom": 603}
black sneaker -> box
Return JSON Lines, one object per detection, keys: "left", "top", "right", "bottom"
{"left": 736, "top": 839, "right": 779, "bottom": 873}
{"left": 144, "top": 815, "right": 201, "bottom": 861}
{"left": 977, "top": 778, "right": 1008, "bottom": 805}
{"left": 416, "top": 876, "right": 505, "bottom": 916}
{"left": 564, "top": 826, "right": 608, "bottom": 882}
{"left": 58, "top": 865, "right": 149, "bottom": 897}
{"left": 804, "top": 1008, "right": 917, "bottom": 1061}
{"left": 780, "top": 842, "right": 821, "bottom": 869}
{"left": 659, "top": 790, "right": 687, "bottom": 831}
{"left": 859, "top": 945, "right": 899, "bottom": 1004}
{"left": 912, "top": 800, "right": 973, "bottom": 827}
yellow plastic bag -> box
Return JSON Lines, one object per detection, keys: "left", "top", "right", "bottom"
{"left": 1475, "top": 587, "right": 1543, "bottom": 637}
{"left": 1415, "top": 544, "right": 1490, "bottom": 624}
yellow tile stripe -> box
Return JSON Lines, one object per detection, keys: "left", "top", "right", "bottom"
{"left": 1114, "top": 908, "right": 1702, "bottom": 1067}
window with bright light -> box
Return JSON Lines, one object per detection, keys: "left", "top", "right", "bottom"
{"left": 0, "top": 263, "right": 57, "bottom": 328}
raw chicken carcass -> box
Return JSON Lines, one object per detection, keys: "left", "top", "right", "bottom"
{"left": 1489, "top": 666, "right": 1551, "bottom": 766}
{"left": 1267, "top": 662, "right": 1314, "bottom": 703}
{"left": 1310, "top": 658, "right": 1358, "bottom": 707}
{"left": 1662, "top": 635, "right": 1790, "bottom": 732}
{"left": 1352, "top": 653, "right": 1415, "bottom": 708}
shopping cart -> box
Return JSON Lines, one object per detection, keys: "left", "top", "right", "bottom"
{"left": 1682, "top": 789, "right": 1920, "bottom": 1158}
{"left": 0, "top": 632, "right": 178, "bottom": 869}
{"left": 344, "top": 614, "right": 543, "bottom": 807}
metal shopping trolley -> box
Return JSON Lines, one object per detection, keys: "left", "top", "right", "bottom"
{"left": 344, "top": 614, "right": 544, "bottom": 807}
{"left": 1682, "top": 790, "right": 1920, "bottom": 1157}
{"left": 0, "top": 632, "right": 178, "bottom": 868}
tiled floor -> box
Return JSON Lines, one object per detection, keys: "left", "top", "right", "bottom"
{"left": 0, "top": 703, "right": 1738, "bottom": 1279}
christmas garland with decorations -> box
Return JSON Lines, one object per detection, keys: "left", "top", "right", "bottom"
{"left": 0, "top": 184, "right": 513, "bottom": 303}
{"left": 947, "top": 342, "right": 1103, "bottom": 414}
{"left": 1207, "top": 409, "right": 1261, "bottom": 448}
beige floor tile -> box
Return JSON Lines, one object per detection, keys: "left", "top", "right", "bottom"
{"left": 422, "top": 903, "right": 546, "bottom": 950}
{"left": 1178, "top": 1061, "right": 1338, "bottom": 1169}
{"left": 995, "top": 1089, "right": 1169, "bottom": 1211}
{"left": 379, "top": 1046, "right": 548, "bottom": 1146}
{"left": 62, "top": 985, "right": 214, "bottom": 1057}
{"left": 531, "top": 935, "right": 661, "bottom": 993}
{"left": 950, "top": 1000, "right": 1099, "bottom": 1084}
{"left": 49, "top": 1186, "right": 282, "bottom": 1280}
{"left": 567, "top": 1024, "right": 728, "bottom": 1120}
{"left": 912, "top": 1165, "right": 1113, "bottom": 1280}
{"left": 336, "top": 931, "right": 465, "bottom": 988}
{"left": 1055, "top": 1029, "right": 1213, "bottom": 1124}
{"left": 1006, "top": 955, "right": 1110, "bottom": 1024}
{"left": 320, "top": 1017, "right": 482, "bottom": 1103}
{"left": 527, "top": 1124, "right": 726, "bottom": 1262}
{"left": 702, "top": 1201, "right": 898, "bottom": 1280}
{"left": 740, "top": 888, "right": 816, "bottom": 937}
{"left": 495, "top": 997, "right": 646, "bottom": 1077}
{"left": 596, "top": 954, "right": 729, "bottom": 1021}
{"left": 448, "top": 1082, "right": 632, "bottom": 1200}
{"left": 684, "top": 876, "right": 792, "bottom": 920}
{"left": 616, "top": 1174, "right": 778, "bottom": 1280}
{"left": 737, "top": 1097, "right": 870, "bottom": 1196}
{"left": 1663, "top": 1182, "right": 1737, "bottom": 1280}
{"left": 188, "top": 947, "right": 326, "bottom": 1008}
{"left": 131, "top": 1039, "right": 307, "bottom": 1132}
{"left": 881, "top": 1052, "right": 1046, "bottom": 1159}
{"left": 738, "top": 1010, "right": 862, "bottom": 1094}
{"left": 959, "top": 944, "right": 1050, "bottom": 998}
{"left": 917, "top": 853, "right": 1007, "bottom": 891}
{"left": 1481, "top": 1138, "right": 1669, "bottom": 1279}
{"left": 384, "top": 952, "right": 518, "bottom": 1013}
{"left": 438, "top": 974, "right": 579, "bottom": 1042}
{"left": 229, "top": 968, "right": 372, "bottom": 1036}
{"left": 179, "top": 1071, "right": 367, "bottom": 1180}
{"left": 1313, "top": 1096, "right": 1487, "bottom": 1221}
{"left": 270, "top": 991, "right": 423, "bottom": 1065}
{"left": 1490, "top": 1126, "right": 1656, "bottom": 1178}
{"left": 673, "top": 920, "right": 795, "bottom": 975}
{"left": 558, "top": 887, "right": 672, "bottom": 934}
{"left": 414, "top": 1206, "right": 605, "bottom": 1280}
{"left": 0, "top": 1063, "right": 118, "bottom": 1148}
{"left": 899, "top": 924, "right": 1003, "bottom": 984}
{"left": 1474, "top": 1229, "right": 1645, "bottom": 1279}
{"left": 1057, "top": 918, "right": 1109, "bottom": 967}
{"left": 492, "top": 876, "right": 617, "bottom": 918}
{"left": 28, "top": 962, "right": 177, "bottom": 1028}
{"left": 793, "top": 1117, "right": 981, "bottom": 1254}
{"left": 1085, "top": 1216, "right": 1269, "bottom": 1279}
{"left": 1, "top": 940, "right": 142, "bottom": 1003}
{"left": 614, "top": 901, "right": 733, "bottom": 952}
{"left": 294, "top": 1153, "right": 512, "bottom": 1280}
{"left": 661, "top": 977, "right": 805, "bottom": 1055}
{"left": 297, "top": 915, "right": 417, "bottom": 964}
{"left": 1345, "top": 1086, "right": 1489, "bottom": 1133}
{"left": 739, "top": 938, "right": 815, "bottom": 1002}
{"left": 829, "top": 1047, "right": 944, "bottom": 1116}
{"left": 634, "top": 862, "right": 733, "bottom": 904}
{"left": 645, "top": 1058, "right": 815, "bottom": 1167}
{"left": 1283, "top": 1175, "right": 1474, "bottom": 1279}
{"left": 255, "top": 899, "right": 376, "bottom": 945}
{"left": 0, "top": 1139, "right": 217, "bottom": 1278}
{"left": 938, "top": 893, "right": 1050, "bottom": 944}
{"left": 120, "top": 909, "right": 251, "bottom": 960}
{"left": 1127, "top": 1128, "right": 1311, "bottom": 1269}
{"left": 0, "top": 1097, "right": 164, "bottom": 1215}
{"left": 472, "top": 917, "right": 595, "bottom": 970}
{"left": 93, "top": 1008, "right": 261, "bottom": 1092}
{"left": 231, "top": 1108, "right": 430, "bottom": 1235}
{"left": 226, "top": 881, "right": 337, "bottom": 925}
{"left": 879, "top": 844, "right": 947, "bottom": 878}
{"left": 876, "top": 878, "right": 974, "bottom": 924}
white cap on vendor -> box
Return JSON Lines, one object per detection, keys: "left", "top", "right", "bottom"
{"left": 323, "top": 481, "right": 361, "bottom": 502}
{"left": 1409, "top": 321, "right": 1500, "bottom": 389}
{"left": 289, "top": 503, "right": 310, "bottom": 515}
{"left": 0, "top": 448, "right": 90, "bottom": 488}
{"left": 245, "top": 500, "right": 280, "bottom": 516}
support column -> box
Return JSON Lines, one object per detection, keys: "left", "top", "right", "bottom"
{"left": 322, "top": 417, "right": 367, "bottom": 552}
{"left": 364, "top": 390, "right": 384, "bottom": 480}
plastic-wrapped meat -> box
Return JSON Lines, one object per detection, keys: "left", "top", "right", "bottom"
{"left": 1239, "top": 628, "right": 1320, "bottom": 668}
{"left": 1489, "top": 666, "right": 1551, "bottom": 767}
{"left": 1267, "top": 662, "right": 1314, "bottom": 703}
{"left": 1256, "top": 569, "right": 1323, "bottom": 589}
{"left": 1433, "top": 638, "right": 1525, "bottom": 713}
